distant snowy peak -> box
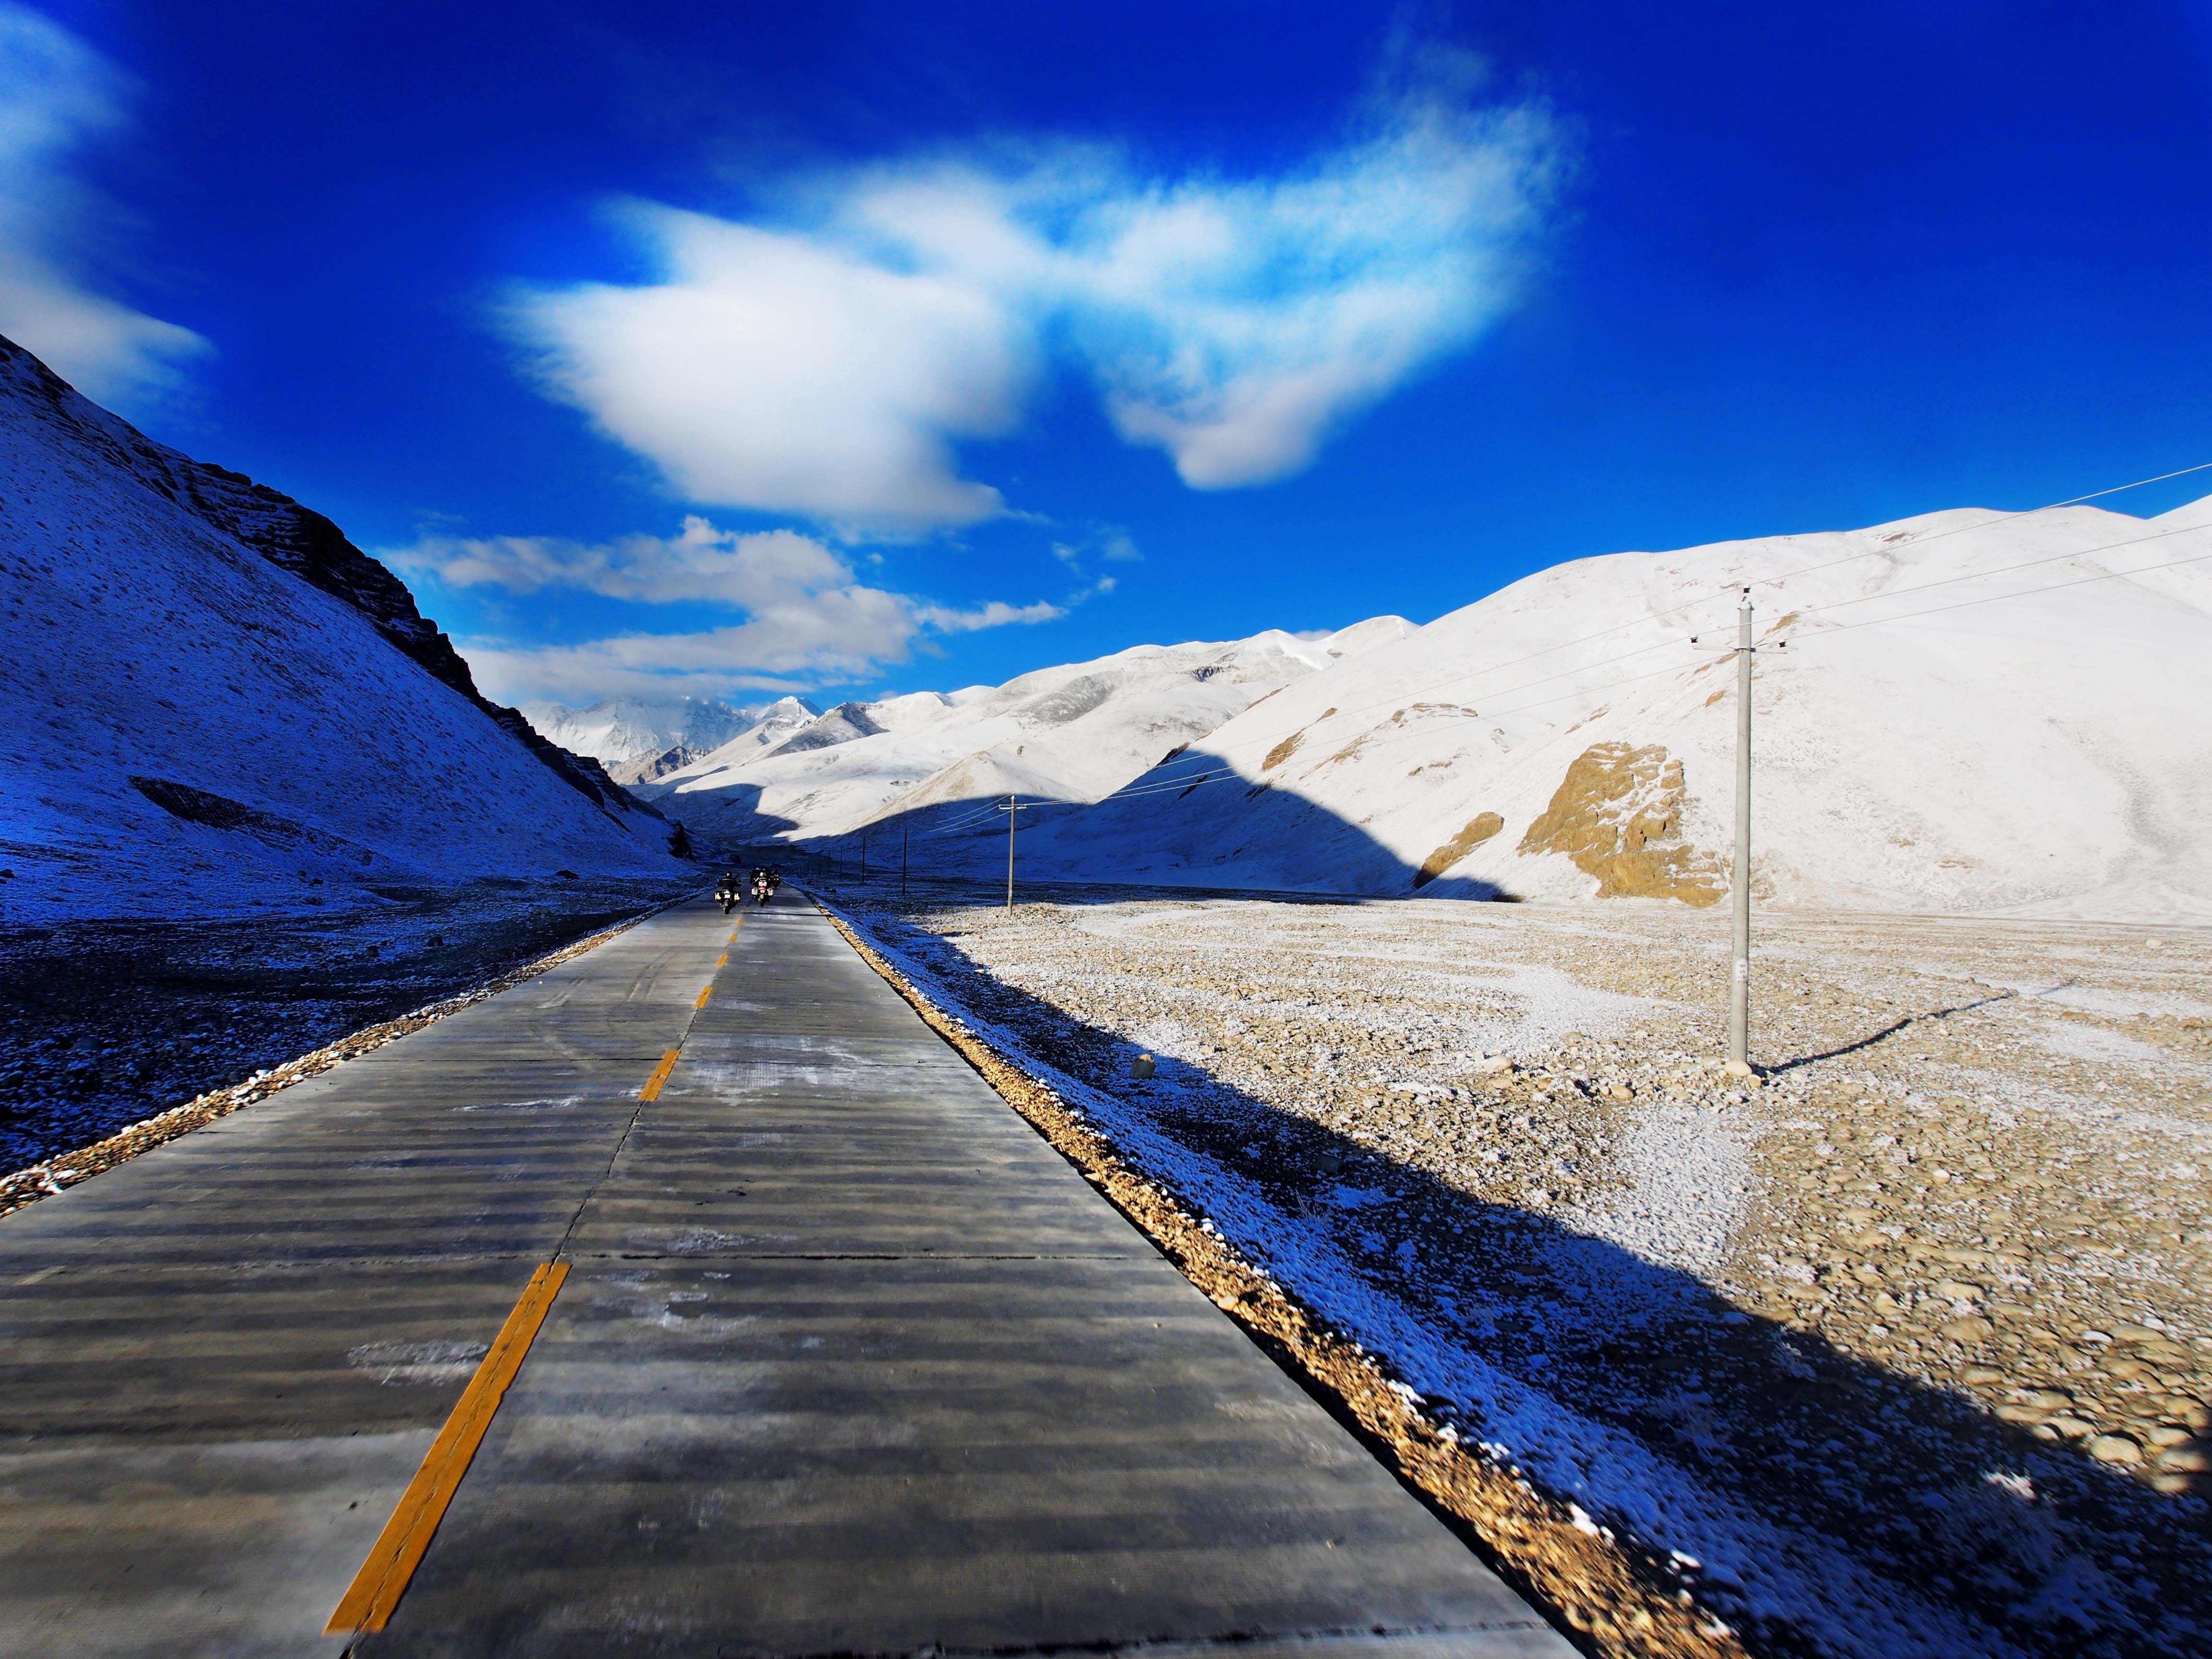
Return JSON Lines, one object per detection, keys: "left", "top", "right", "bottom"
{"left": 521, "top": 695, "right": 770, "bottom": 780}
{"left": 1317, "top": 615, "right": 1415, "bottom": 660}
{"left": 766, "top": 700, "right": 899, "bottom": 757}
{"left": 633, "top": 622, "right": 1399, "bottom": 848}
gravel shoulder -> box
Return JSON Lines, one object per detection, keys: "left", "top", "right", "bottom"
{"left": 829, "top": 878, "right": 2212, "bottom": 1659}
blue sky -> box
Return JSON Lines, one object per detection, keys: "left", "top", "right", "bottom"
{"left": 7, "top": 1, "right": 2211, "bottom": 708}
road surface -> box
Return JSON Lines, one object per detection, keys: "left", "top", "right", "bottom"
{"left": 0, "top": 890, "right": 1569, "bottom": 1658}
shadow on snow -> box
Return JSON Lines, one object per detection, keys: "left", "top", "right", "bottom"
{"left": 831, "top": 885, "right": 2211, "bottom": 1659}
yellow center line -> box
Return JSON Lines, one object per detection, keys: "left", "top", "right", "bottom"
{"left": 325, "top": 1262, "right": 570, "bottom": 1635}
{"left": 716, "top": 953, "right": 728, "bottom": 967}
{"left": 638, "top": 1048, "right": 680, "bottom": 1103}
{"left": 694, "top": 985, "right": 714, "bottom": 1009}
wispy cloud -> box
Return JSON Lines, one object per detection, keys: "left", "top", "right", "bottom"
{"left": 508, "top": 48, "right": 1563, "bottom": 531}
{"left": 0, "top": 3, "right": 208, "bottom": 408}
{"left": 912, "top": 597, "right": 1066, "bottom": 633}
{"left": 386, "top": 515, "right": 1065, "bottom": 702}
{"left": 1052, "top": 524, "right": 1141, "bottom": 575}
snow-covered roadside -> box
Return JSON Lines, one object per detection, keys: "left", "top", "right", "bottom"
{"left": 1, "top": 876, "right": 698, "bottom": 1169}
{"left": 818, "top": 884, "right": 2212, "bottom": 1659}
{"left": 0, "top": 886, "right": 693, "bottom": 1214}
{"left": 823, "top": 898, "right": 2017, "bottom": 1659}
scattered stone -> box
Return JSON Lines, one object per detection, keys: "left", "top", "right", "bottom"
{"left": 2087, "top": 1433, "right": 2144, "bottom": 1466}
{"left": 857, "top": 885, "right": 2212, "bottom": 1646}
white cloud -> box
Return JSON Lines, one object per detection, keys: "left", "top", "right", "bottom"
{"left": 912, "top": 597, "right": 1066, "bottom": 633}
{"left": 394, "top": 516, "right": 855, "bottom": 608}
{"left": 508, "top": 53, "right": 1562, "bottom": 529}
{"left": 386, "top": 516, "right": 1065, "bottom": 702}
{"left": 0, "top": 4, "right": 208, "bottom": 408}
{"left": 512, "top": 208, "right": 1027, "bottom": 534}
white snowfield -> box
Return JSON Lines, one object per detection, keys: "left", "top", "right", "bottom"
{"left": 519, "top": 694, "right": 769, "bottom": 783}
{"left": 0, "top": 337, "right": 684, "bottom": 922}
{"left": 633, "top": 619, "right": 1413, "bottom": 847}
{"left": 682, "top": 498, "right": 2212, "bottom": 923}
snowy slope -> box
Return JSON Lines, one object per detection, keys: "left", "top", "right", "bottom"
{"left": 910, "top": 500, "right": 2212, "bottom": 921}
{"left": 635, "top": 624, "right": 1411, "bottom": 847}
{"left": 0, "top": 334, "right": 685, "bottom": 922}
{"left": 519, "top": 695, "right": 767, "bottom": 783}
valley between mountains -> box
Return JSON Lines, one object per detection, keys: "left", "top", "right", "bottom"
{"left": 5, "top": 323, "right": 2209, "bottom": 1659}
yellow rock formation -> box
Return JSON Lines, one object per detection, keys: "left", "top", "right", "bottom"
{"left": 1413, "top": 811, "right": 1505, "bottom": 889}
{"left": 1517, "top": 742, "right": 1725, "bottom": 905}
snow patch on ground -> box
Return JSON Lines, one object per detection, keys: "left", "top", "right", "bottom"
{"left": 1569, "top": 1103, "right": 1755, "bottom": 1278}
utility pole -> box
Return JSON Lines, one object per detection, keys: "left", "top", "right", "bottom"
{"left": 999, "top": 794, "right": 1022, "bottom": 910}
{"left": 1728, "top": 589, "right": 1755, "bottom": 1076}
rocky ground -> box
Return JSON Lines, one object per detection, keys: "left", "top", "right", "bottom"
{"left": 827, "top": 877, "right": 2212, "bottom": 1659}
{"left": 0, "top": 875, "right": 694, "bottom": 1172}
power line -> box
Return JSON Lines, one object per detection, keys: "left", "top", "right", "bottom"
{"left": 1020, "top": 538, "right": 2212, "bottom": 817}
{"left": 1163, "top": 461, "right": 2212, "bottom": 755}
{"left": 1740, "top": 458, "right": 2212, "bottom": 598}
{"left": 1781, "top": 548, "right": 2212, "bottom": 641}
{"left": 1767, "top": 517, "right": 2212, "bottom": 625}
{"left": 820, "top": 530, "right": 2212, "bottom": 843}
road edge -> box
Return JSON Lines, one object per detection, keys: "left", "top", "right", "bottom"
{"left": 0, "top": 892, "right": 699, "bottom": 1219}
{"left": 814, "top": 895, "right": 1756, "bottom": 1659}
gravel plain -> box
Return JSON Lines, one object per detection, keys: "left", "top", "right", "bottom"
{"left": 832, "top": 878, "right": 2212, "bottom": 1659}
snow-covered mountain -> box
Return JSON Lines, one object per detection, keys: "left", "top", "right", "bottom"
{"left": 909, "top": 499, "right": 2212, "bottom": 921}
{"left": 634, "top": 623, "right": 1410, "bottom": 848}
{"left": 0, "top": 334, "right": 686, "bottom": 922}
{"left": 520, "top": 696, "right": 776, "bottom": 784}
{"left": 675, "top": 501, "right": 2210, "bottom": 922}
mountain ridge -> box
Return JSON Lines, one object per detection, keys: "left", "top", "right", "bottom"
{"left": 0, "top": 333, "right": 684, "bottom": 921}
{"left": 637, "top": 500, "right": 2212, "bottom": 922}
{"left": 633, "top": 622, "right": 1413, "bottom": 849}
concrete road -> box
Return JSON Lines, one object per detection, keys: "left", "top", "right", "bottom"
{"left": 0, "top": 890, "right": 1570, "bottom": 1659}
